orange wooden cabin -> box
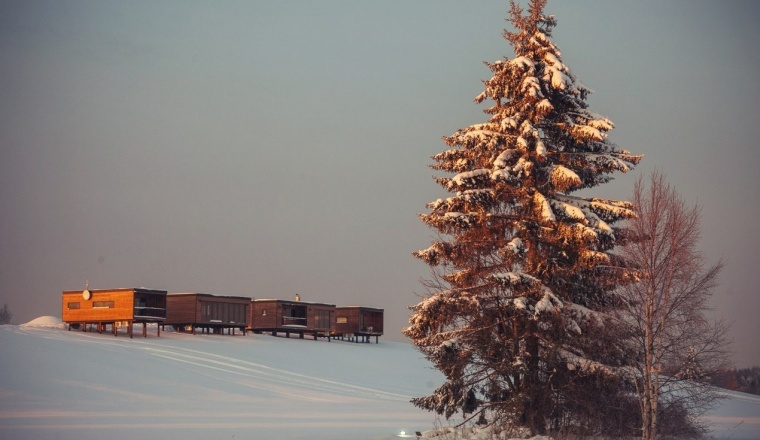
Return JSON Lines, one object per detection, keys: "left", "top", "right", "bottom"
{"left": 164, "top": 293, "right": 252, "bottom": 335}
{"left": 61, "top": 287, "right": 167, "bottom": 338}
{"left": 249, "top": 298, "right": 335, "bottom": 341}
{"left": 334, "top": 306, "right": 384, "bottom": 343}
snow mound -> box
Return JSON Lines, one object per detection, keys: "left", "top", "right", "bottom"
{"left": 20, "top": 316, "right": 66, "bottom": 329}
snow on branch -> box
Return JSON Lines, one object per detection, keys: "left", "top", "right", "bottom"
{"left": 447, "top": 169, "right": 491, "bottom": 191}
{"left": 550, "top": 165, "right": 582, "bottom": 192}
{"left": 493, "top": 148, "right": 520, "bottom": 169}
{"left": 433, "top": 148, "right": 466, "bottom": 163}
{"left": 427, "top": 190, "right": 495, "bottom": 213}
{"left": 554, "top": 194, "right": 636, "bottom": 223}
{"left": 569, "top": 222, "right": 599, "bottom": 241}
{"left": 442, "top": 212, "right": 476, "bottom": 229}
{"left": 443, "top": 123, "right": 510, "bottom": 153}
{"left": 510, "top": 55, "right": 535, "bottom": 71}
{"left": 560, "top": 348, "right": 618, "bottom": 377}
{"left": 505, "top": 237, "right": 525, "bottom": 256}
{"left": 414, "top": 242, "right": 447, "bottom": 265}
{"left": 585, "top": 153, "right": 639, "bottom": 173}
{"left": 566, "top": 302, "right": 610, "bottom": 326}
{"left": 536, "top": 98, "right": 553, "bottom": 116}
{"left": 534, "top": 287, "right": 562, "bottom": 316}
{"left": 521, "top": 76, "right": 543, "bottom": 98}
{"left": 544, "top": 63, "right": 572, "bottom": 91}
{"left": 571, "top": 125, "right": 606, "bottom": 142}
{"left": 581, "top": 207, "right": 614, "bottom": 235}
{"left": 491, "top": 157, "right": 532, "bottom": 183}
{"left": 547, "top": 196, "right": 616, "bottom": 240}
{"left": 586, "top": 116, "right": 614, "bottom": 131}
{"left": 417, "top": 210, "right": 477, "bottom": 233}
{"left": 489, "top": 271, "right": 540, "bottom": 288}
{"left": 549, "top": 199, "right": 586, "bottom": 222}
{"left": 534, "top": 192, "right": 556, "bottom": 222}
{"left": 408, "top": 288, "right": 482, "bottom": 320}
{"left": 500, "top": 116, "right": 518, "bottom": 131}
{"left": 580, "top": 249, "right": 611, "bottom": 267}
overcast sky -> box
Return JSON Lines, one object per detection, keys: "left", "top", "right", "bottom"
{"left": 1, "top": 1, "right": 759, "bottom": 367}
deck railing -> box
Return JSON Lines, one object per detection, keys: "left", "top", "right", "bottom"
{"left": 281, "top": 316, "right": 306, "bottom": 326}
{"left": 134, "top": 306, "right": 166, "bottom": 320}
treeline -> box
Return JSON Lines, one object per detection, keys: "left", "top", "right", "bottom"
{"left": 710, "top": 366, "right": 760, "bottom": 395}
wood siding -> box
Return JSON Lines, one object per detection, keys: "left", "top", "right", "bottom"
{"left": 335, "top": 307, "right": 384, "bottom": 335}
{"left": 62, "top": 288, "right": 167, "bottom": 324}
{"left": 165, "top": 293, "right": 251, "bottom": 328}
{"left": 250, "top": 299, "right": 335, "bottom": 333}
{"left": 165, "top": 294, "right": 199, "bottom": 324}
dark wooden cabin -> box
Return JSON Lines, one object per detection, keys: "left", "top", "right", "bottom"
{"left": 334, "top": 306, "right": 384, "bottom": 343}
{"left": 249, "top": 298, "right": 335, "bottom": 341}
{"left": 61, "top": 287, "right": 167, "bottom": 338}
{"left": 164, "top": 293, "right": 251, "bottom": 335}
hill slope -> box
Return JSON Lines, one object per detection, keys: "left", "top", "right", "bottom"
{"left": 1, "top": 321, "right": 758, "bottom": 439}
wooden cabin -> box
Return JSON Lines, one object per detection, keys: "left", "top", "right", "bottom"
{"left": 164, "top": 293, "right": 251, "bottom": 335}
{"left": 61, "top": 287, "right": 167, "bottom": 338}
{"left": 334, "top": 306, "right": 384, "bottom": 343}
{"left": 249, "top": 298, "right": 335, "bottom": 341}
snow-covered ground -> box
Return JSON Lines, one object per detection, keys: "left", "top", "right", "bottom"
{"left": 1, "top": 318, "right": 758, "bottom": 440}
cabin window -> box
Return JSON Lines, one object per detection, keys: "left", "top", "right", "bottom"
{"left": 201, "top": 302, "right": 215, "bottom": 322}
{"left": 314, "top": 310, "right": 331, "bottom": 330}
{"left": 201, "top": 302, "right": 247, "bottom": 324}
{"left": 134, "top": 295, "right": 165, "bottom": 318}
{"left": 67, "top": 302, "right": 80, "bottom": 310}
{"left": 229, "top": 303, "right": 246, "bottom": 324}
{"left": 336, "top": 316, "right": 348, "bottom": 324}
{"left": 93, "top": 301, "right": 114, "bottom": 308}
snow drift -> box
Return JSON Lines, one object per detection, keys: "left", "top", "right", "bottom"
{"left": 19, "top": 315, "right": 66, "bottom": 329}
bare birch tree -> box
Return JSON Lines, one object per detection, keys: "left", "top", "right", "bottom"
{"left": 619, "top": 170, "right": 731, "bottom": 439}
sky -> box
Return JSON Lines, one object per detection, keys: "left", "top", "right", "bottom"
{"left": 1, "top": 1, "right": 759, "bottom": 367}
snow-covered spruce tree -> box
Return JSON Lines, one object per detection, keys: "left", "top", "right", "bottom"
{"left": 404, "top": 1, "right": 642, "bottom": 436}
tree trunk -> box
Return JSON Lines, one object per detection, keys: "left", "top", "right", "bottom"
{"left": 524, "top": 326, "right": 545, "bottom": 435}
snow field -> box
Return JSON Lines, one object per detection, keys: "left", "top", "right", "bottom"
{"left": 1, "top": 319, "right": 442, "bottom": 440}
{"left": 1, "top": 318, "right": 758, "bottom": 440}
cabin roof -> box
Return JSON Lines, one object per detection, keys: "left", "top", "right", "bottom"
{"left": 169, "top": 292, "right": 252, "bottom": 301}
{"left": 62, "top": 287, "right": 167, "bottom": 295}
{"left": 335, "top": 306, "right": 384, "bottom": 312}
{"left": 254, "top": 298, "right": 335, "bottom": 307}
